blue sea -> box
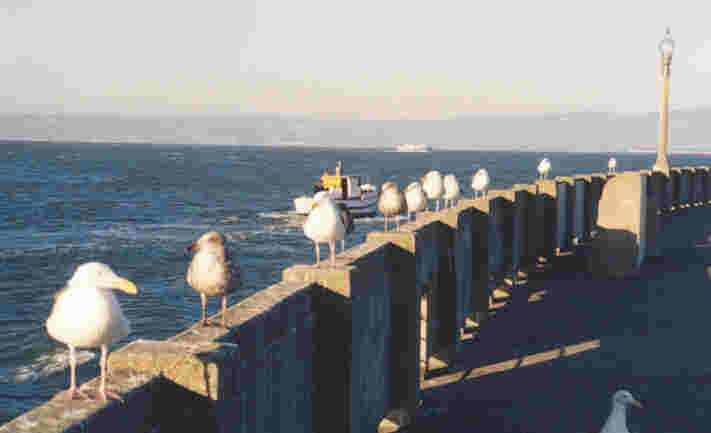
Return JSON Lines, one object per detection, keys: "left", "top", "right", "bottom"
{"left": 2, "top": 140, "right": 711, "bottom": 425}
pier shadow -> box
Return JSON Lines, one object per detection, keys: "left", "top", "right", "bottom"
{"left": 401, "top": 206, "right": 711, "bottom": 433}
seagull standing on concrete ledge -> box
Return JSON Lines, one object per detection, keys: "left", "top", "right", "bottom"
{"left": 379, "top": 181, "right": 405, "bottom": 231}
{"left": 422, "top": 170, "right": 444, "bottom": 211}
{"left": 46, "top": 262, "right": 137, "bottom": 401}
{"left": 186, "top": 231, "right": 241, "bottom": 328}
{"left": 472, "top": 168, "right": 490, "bottom": 199}
{"left": 608, "top": 157, "right": 617, "bottom": 173}
{"left": 599, "top": 390, "right": 643, "bottom": 433}
{"left": 443, "top": 174, "right": 460, "bottom": 208}
{"left": 537, "top": 158, "right": 552, "bottom": 180}
{"left": 404, "top": 181, "right": 426, "bottom": 222}
{"left": 303, "top": 194, "right": 346, "bottom": 267}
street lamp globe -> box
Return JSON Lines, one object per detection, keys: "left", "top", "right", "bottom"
{"left": 659, "top": 28, "right": 674, "bottom": 62}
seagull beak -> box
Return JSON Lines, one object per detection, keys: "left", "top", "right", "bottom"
{"left": 186, "top": 242, "right": 196, "bottom": 254}
{"left": 311, "top": 202, "right": 320, "bottom": 209}
{"left": 631, "top": 400, "right": 643, "bottom": 408}
{"left": 113, "top": 278, "right": 138, "bottom": 295}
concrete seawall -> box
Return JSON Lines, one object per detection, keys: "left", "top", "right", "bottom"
{"left": 3, "top": 166, "right": 709, "bottom": 433}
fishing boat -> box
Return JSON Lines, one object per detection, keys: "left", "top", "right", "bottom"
{"left": 293, "top": 161, "right": 378, "bottom": 217}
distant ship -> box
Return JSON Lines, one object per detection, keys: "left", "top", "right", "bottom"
{"left": 395, "top": 143, "right": 431, "bottom": 152}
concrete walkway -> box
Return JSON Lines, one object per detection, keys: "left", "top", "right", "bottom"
{"left": 400, "top": 206, "right": 711, "bottom": 433}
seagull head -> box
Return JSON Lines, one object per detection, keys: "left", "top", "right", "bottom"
{"left": 381, "top": 181, "right": 397, "bottom": 192}
{"left": 612, "top": 390, "right": 643, "bottom": 409}
{"left": 405, "top": 182, "right": 422, "bottom": 193}
{"left": 68, "top": 262, "right": 138, "bottom": 294}
{"left": 187, "top": 231, "right": 226, "bottom": 255}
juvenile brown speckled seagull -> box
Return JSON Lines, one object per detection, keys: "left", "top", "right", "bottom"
{"left": 186, "top": 231, "right": 241, "bottom": 328}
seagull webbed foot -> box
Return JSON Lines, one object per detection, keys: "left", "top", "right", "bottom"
{"left": 53, "top": 387, "right": 88, "bottom": 401}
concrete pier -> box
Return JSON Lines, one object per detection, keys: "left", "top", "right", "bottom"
{"left": 3, "top": 164, "right": 709, "bottom": 433}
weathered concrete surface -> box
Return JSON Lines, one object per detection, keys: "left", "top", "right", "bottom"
{"left": 487, "top": 190, "right": 514, "bottom": 277}
{"left": 437, "top": 205, "right": 474, "bottom": 352}
{"left": 1, "top": 371, "right": 160, "bottom": 433}
{"left": 694, "top": 166, "right": 709, "bottom": 205}
{"left": 513, "top": 184, "right": 541, "bottom": 262}
{"left": 366, "top": 231, "right": 420, "bottom": 430}
{"left": 535, "top": 179, "right": 557, "bottom": 258}
{"left": 588, "top": 171, "right": 647, "bottom": 278}
{"left": 680, "top": 167, "right": 692, "bottom": 207}
{"left": 108, "top": 339, "right": 237, "bottom": 400}
{"left": 702, "top": 166, "right": 711, "bottom": 204}
{"left": 460, "top": 199, "right": 491, "bottom": 324}
{"left": 555, "top": 176, "right": 574, "bottom": 253}
{"left": 398, "top": 205, "right": 711, "bottom": 433}
{"left": 670, "top": 168, "right": 681, "bottom": 209}
{"left": 283, "top": 241, "right": 392, "bottom": 433}
{"left": 571, "top": 176, "right": 590, "bottom": 246}
{"left": 644, "top": 170, "right": 664, "bottom": 258}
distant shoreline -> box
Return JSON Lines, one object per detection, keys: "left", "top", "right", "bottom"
{"left": 2, "top": 138, "right": 711, "bottom": 155}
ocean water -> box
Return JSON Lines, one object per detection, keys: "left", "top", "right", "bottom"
{"left": 2, "top": 140, "right": 711, "bottom": 425}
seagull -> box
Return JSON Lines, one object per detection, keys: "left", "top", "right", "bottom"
{"left": 608, "top": 157, "right": 617, "bottom": 173}
{"left": 442, "top": 174, "right": 461, "bottom": 208}
{"left": 422, "top": 170, "right": 444, "bottom": 211}
{"left": 303, "top": 194, "right": 346, "bottom": 267}
{"left": 404, "top": 181, "right": 426, "bottom": 221}
{"left": 379, "top": 181, "right": 405, "bottom": 231}
{"left": 46, "top": 262, "right": 138, "bottom": 401}
{"left": 538, "top": 158, "right": 552, "bottom": 180}
{"left": 336, "top": 202, "right": 354, "bottom": 251}
{"left": 472, "top": 168, "right": 490, "bottom": 199}
{"left": 599, "top": 390, "right": 643, "bottom": 433}
{"left": 186, "top": 231, "right": 241, "bottom": 328}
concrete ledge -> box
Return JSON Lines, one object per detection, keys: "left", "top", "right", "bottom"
{"left": 108, "top": 339, "right": 237, "bottom": 399}
{"left": 588, "top": 171, "right": 647, "bottom": 277}
{"left": 1, "top": 371, "right": 159, "bottom": 433}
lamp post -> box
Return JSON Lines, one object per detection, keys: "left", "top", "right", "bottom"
{"left": 653, "top": 27, "right": 674, "bottom": 176}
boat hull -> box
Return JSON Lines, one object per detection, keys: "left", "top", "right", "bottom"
{"left": 294, "top": 191, "right": 378, "bottom": 218}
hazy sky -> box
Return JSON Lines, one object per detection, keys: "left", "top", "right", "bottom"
{"left": 2, "top": 1, "right": 710, "bottom": 119}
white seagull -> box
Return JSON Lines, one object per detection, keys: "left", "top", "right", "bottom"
{"left": 422, "top": 170, "right": 444, "bottom": 211}
{"left": 599, "top": 390, "right": 643, "bottom": 433}
{"left": 186, "top": 231, "right": 241, "bottom": 328}
{"left": 608, "top": 157, "right": 617, "bottom": 173}
{"left": 404, "top": 181, "right": 426, "bottom": 222}
{"left": 46, "top": 262, "right": 138, "bottom": 401}
{"left": 379, "top": 181, "right": 405, "bottom": 231}
{"left": 442, "top": 174, "right": 461, "bottom": 208}
{"left": 303, "top": 194, "right": 346, "bottom": 267}
{"left": 472, "top": 168, "right": 490, "bottom": 199}
{"left": 537, "top": 158, "right": 552, "bottom": 180}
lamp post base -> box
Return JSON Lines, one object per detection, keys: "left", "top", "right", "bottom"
{"left": 652, "top": 158, "right": 670, "bottom": 177}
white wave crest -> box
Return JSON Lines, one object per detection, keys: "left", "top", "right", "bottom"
{"left": 1, "top": 348, "right": 96, "bottom": 384}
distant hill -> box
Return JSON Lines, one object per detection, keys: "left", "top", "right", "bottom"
{"left": 0, "top": 109, "right": 709, "bottom": 152}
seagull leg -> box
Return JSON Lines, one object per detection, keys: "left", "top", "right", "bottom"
{"left": 314, "top": 242, "right": 320, "bottom": 265}
{"left": 384, "top": 215, "right": 388, "bottom": 232}
{"left": 395, "top": 213, "right": 400, "bottom": 230}
{"left": 221, "top": 295, "right": 228, "bottom": 328}
{"left": 329, "top": 240, "right": 336, "bottom": 267}
{"left": 54, "top": 345, "right": 87, "bottom": 400}
{"left": 341, "top": 239, "right": 345, "bottom": 252}
{"left": 200, "top": 293, "right": 208, "bottom": 326}
{"left": 98, "top": 344, "right": 122, "bottom": 401}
